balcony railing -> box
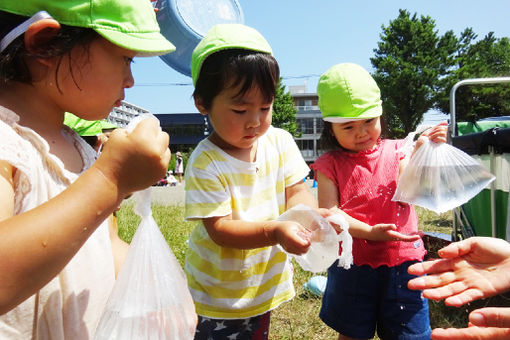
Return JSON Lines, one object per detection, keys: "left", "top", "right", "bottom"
{"left": 295, "top": 105, "right": 319, "bottom": 112}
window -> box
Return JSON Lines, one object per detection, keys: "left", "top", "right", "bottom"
{"left": 297, "top": 118, "right": 314, "bottom": 134}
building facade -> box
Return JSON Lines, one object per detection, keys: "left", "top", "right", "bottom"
{"left": 107, "top": 101, "right": 149, "bottom": 128}
{"left": 112, "top": 86, "right": 325, "bottom": 162}
{"left": 290, "top": 85, "right": 324, "bottom": 164}
{"left": 154, "top": 113, "right": 211, "bottom": 152}
{"left": 106, "top": 101, "right": 210, "bottom": 153}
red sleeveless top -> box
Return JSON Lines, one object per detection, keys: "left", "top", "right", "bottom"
{"left": 311, "top": 139, "right": 426, "bottom": 268}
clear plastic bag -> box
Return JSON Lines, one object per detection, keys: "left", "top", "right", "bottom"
{"left": 392, "top": 138, "right": 496, "bottom": 214}
{"left": 277, "top": 204, "right": 352, "bottom": 272}
{"left": 94, "top": 116, "right": 196, "bottom": 340}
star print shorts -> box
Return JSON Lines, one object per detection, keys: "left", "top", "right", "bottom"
{"left": 194, "top": 311, "right": 270, "bottom": 340}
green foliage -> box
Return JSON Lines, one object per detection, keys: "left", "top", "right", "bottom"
{"left": 435, "top": 30, "right": 510, "bottom": 122}
{"left": 373, "top": 9, "right": 510, "bottom": 133}
{"left": 272, "top": 78, "right": 300, "bottom": 137}
{"left": 371, "top": 9, "right": 458, "bottom": 138}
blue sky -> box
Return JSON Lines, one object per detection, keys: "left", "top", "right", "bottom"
{"left": 126, "top": 0, "right": 510, "bottom": 124}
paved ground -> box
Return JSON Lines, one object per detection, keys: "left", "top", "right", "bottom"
{"left": 123, "top": 179, "right": 318, "bottom": 207}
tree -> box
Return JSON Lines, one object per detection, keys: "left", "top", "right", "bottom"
{"left": 435, "top": 30, "right": 510, "bottom": 122}
{"left": 272, "top": 78, "right": 300, "bottom": 137}
{"left": 371, "top": 9, "right": 458, "bottom": 138}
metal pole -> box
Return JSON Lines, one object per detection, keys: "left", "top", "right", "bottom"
{"left": 489, "top": 145, "right": 497, "bottom": 237}
{"left": 449, "top": 77, "right": 510, "bottom": 239}
{"left": 449, "top": 77, "right": 510, "bottom": 138}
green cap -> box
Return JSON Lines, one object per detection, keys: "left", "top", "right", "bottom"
{"left": 191, "top": 24, "right": 272, "bottom": 85}
{"left": 0, "top": 0, "right": 175, "bottom": 56}
{"left": 64, "top": 112, "right": 118, "bottom": 136}
{"left": 317, "top": 63, "right": 382, "bottom": 123}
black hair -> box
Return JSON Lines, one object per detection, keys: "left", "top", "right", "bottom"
{"left": 0, "top": 10, "right": 98, "bottom": 88}
{"left": 319, "top": 121, "right": 342, "bottom": 151}
{"left": 192, "top": 49, "right": 280, "bottom": 110}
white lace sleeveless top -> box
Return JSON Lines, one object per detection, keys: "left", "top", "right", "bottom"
{"left": 0, "top": 106, "right": 115, "bottom": 339}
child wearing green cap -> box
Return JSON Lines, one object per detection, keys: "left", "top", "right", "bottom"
{"left": 183, "top": 23, "right": 332, "bottom": 339}
{"left": 311, "top": 63, "right": 448, "bottom": 340}
{"left": 0, "top": 1, "right": 174, "bottom": 338}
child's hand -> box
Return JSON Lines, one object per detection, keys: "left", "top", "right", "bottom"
{"left": 418, "top": 121, "right": 448, "bottom": 146}
{"left": 313, "top": 207, "right": 346, "bottom": 233}
{"left": 368, "top": 223, "right": 421, "bottom": 242}
{"left": 92, "top": 118, "right": 170, "bottom": 196}
{"left": 274, "top": 221, "right": 311, "bottom": 255}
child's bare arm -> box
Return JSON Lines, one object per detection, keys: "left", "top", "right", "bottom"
{"left": 285, "top": 180, "right": 318, "bottom": 209}
{"left": 0, "top": 119, "right": 169, "bottom": 314}
{"left": 316, "top": 170, "right": 419, "bottom": 242}
{"left": 202, "top": 215, "right": 311, "bottom": 255}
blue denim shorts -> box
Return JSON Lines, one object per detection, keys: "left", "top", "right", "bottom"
{"left": 320, "top": 260, "right": 431, "bottom": 340}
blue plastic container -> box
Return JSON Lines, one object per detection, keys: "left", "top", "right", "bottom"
{"left": 156, "top": 0, "right": 244, "bottom": 77}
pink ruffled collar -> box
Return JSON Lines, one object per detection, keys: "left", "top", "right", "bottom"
{"left": 338, "top": 138, "right": 382, "bottom": 158}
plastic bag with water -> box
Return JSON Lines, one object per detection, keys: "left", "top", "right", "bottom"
{"left": 94, "top": 115, "right": 196, "bottom": 340}
{"left": 392, "top": 134, "right": 495, "bottom": 214}
{"left": 277, "top": 204, "right": 353, "bottom": 272}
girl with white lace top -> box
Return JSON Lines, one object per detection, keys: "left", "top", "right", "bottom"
{"left": 0, "top": 1, "right": 174, "bottom": 338}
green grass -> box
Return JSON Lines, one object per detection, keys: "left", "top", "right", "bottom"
{"left": 117, "top": 203, "right": 474, "bottom": 339}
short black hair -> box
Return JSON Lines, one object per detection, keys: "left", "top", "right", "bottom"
{"left": 192, "top": 49, "right": 280, "bottom": 110}
{"left": 0, "top": 10, "right": 98, "bottom": 86}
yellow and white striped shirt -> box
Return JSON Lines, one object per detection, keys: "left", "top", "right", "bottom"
{"left": 184, "top": 126, "right": 309, "bottom": 318}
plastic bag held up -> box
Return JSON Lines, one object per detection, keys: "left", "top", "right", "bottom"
{"left": 94, "top": 115, "right": 196, "bottom": 340}
{"left": 392, "top": 127, "right": 495, "bottom": 214}
{"left": 277, "top": 204, "right": 353, "bottom": 272}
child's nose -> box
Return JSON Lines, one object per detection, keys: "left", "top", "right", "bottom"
{"left": 124, "top": 69, "right": 134, "bottom": 89}
{"left": 246, "top": 112, "right": 261, "bottom": 128}
{"left": 355, "top": 126, "right": 369, "bottom": 138}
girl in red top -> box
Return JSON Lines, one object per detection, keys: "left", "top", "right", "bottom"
{"left": 311, "top": 63, "right": 447, "bottom": 340}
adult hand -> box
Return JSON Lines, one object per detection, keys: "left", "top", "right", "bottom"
{"left": 429, "top": 306, "right": 510, "bottom": 339}
{"left": 408, "top": 237, "right": 510, "bottom": 307}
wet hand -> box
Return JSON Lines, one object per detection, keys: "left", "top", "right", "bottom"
{"left": 275, "top": 221, "right": 311, "bottom": 255}
{"left": 408, "top": 237, "right": 510, "bottom": 306}
{"left": 420, "top": 121, "right": 448, "bottom": 144}
{"left": 367, "top": 223, "right": 420, "bottom": 242}
{"left": 92, "top": 118, "right": 170, "bottom": 196}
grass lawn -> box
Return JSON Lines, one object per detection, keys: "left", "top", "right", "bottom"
{"left": 116, "top": 203, "right": 495, "bottom": 339}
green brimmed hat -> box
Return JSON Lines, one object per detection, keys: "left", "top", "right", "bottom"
{"left": 0, "top": 0, "right": 175, "bottom": 56}
{"left": 191, "top": 24, "right": 272, "bottom": 85}
{"left": 317, "top": 63, "right": 382, "bottom": 123}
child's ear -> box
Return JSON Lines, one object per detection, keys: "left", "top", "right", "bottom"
{"left": 194, "top": 96, "right": 208, "bottom": 116}
{"left": 24, "top": 19, "right": 61, "bottom": 56}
